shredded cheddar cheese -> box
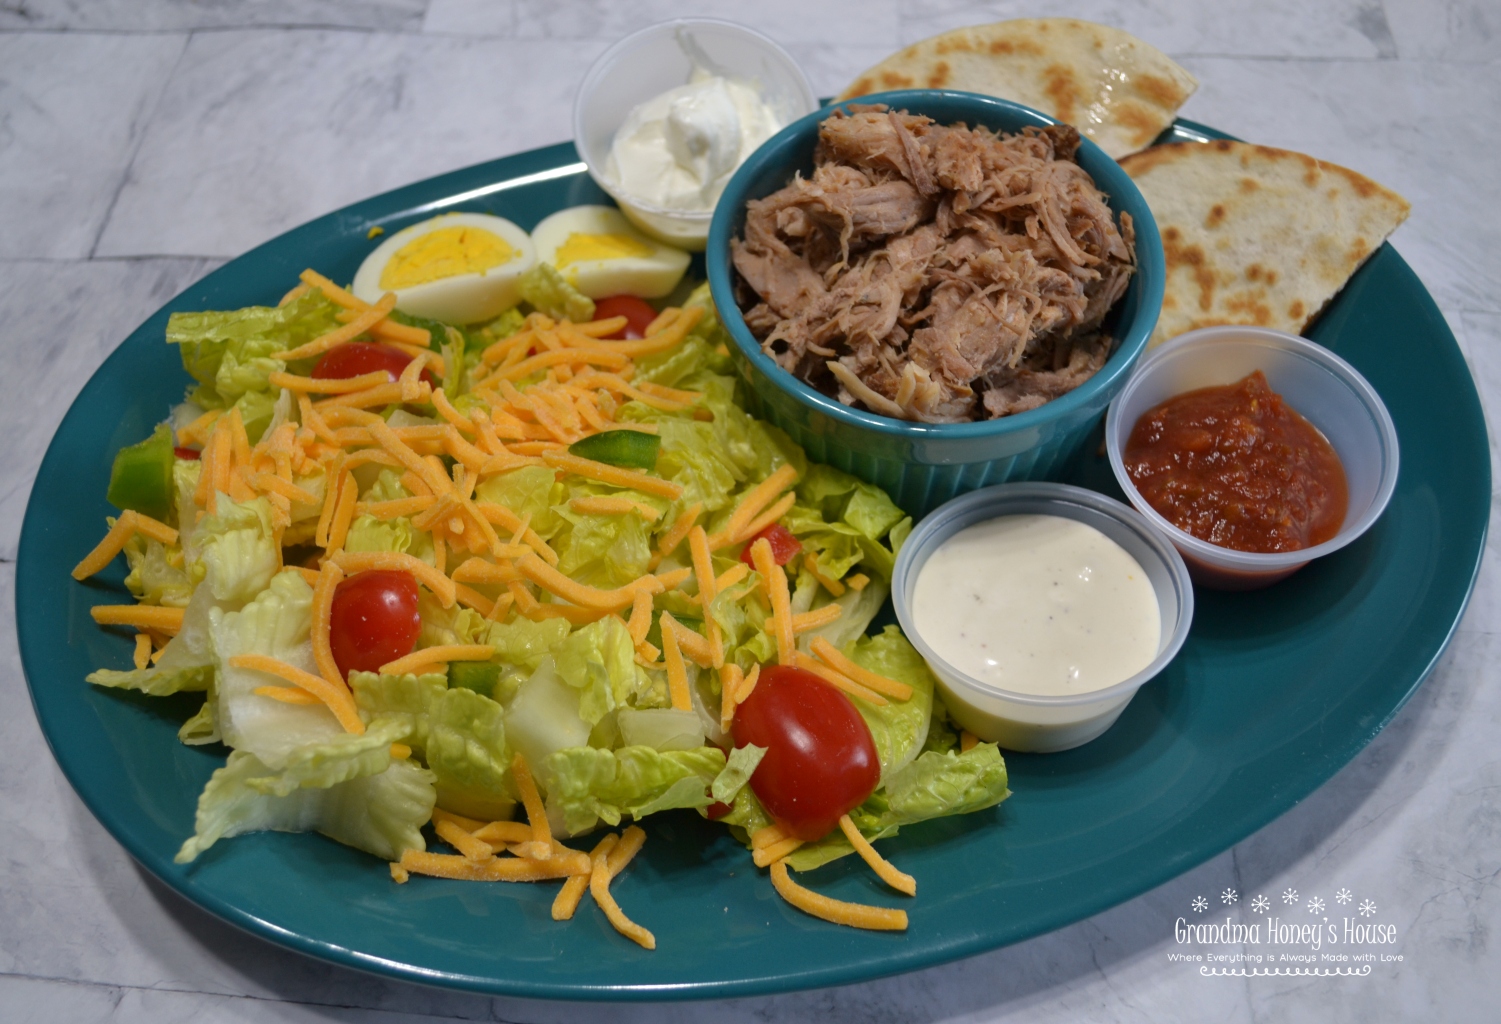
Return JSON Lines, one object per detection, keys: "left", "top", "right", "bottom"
{"left": 510, "top": 752, "right": 554, "bottom": 861}
{"left": 769, "top": 861, "right": 908, "bottom": 931}
{"left": 227, "top": 654, "right": 364, "bottom": 734}
{"left": 838, "top": 814, "right": 916, "bottom": 896}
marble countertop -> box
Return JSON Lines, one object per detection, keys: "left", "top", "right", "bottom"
{"left": 2, "top": 1, "right": 1497, "bottom": 1020}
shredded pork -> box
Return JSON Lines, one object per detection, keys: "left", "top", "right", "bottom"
{"left": 732, "top": 107, "right": 1136, "bottom": 422}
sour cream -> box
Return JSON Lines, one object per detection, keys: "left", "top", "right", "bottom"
{"left": 911, "top": 514, "right": 1160, "bottom": 697}
{"left": 605, "top": 69, "right": 783, "bottom": 213}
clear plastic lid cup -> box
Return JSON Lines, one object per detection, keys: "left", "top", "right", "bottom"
{"left": 1105, "top": 326, "right": 1401, "bottom": 590}
{"left": 572, "top": 19, "right": 816, "bottom": 251}
{"left": 893, "top": 483, "right": 1194, "bottom": 753}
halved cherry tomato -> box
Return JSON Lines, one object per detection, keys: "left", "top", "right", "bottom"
{"left": 328, "top": 570, "right": 422, "bottom": 677}
{"left": 312, "top": 342, "right": 436, "bottom": 386}
{"left": 173, "top": 446, "right": 201, "bottom": 461}
{"left": 730, "top": 665, "right": 879, "bottom": 841}
{"left": 705, "top": 800, "right": 732, "bottom": 820}
{"left": 739, "top": 523, "right": 802, "bottom": 568}
{"left": 592, "top": 294, "right": 657, "bottom": 340}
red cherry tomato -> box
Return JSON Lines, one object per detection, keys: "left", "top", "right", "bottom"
{"left": 592, "top": 295, "right": 658, "bottom": 340}
{"left": 705, "top": 801, "right": 732, "bottom": 820}
{"left": 739, "top": 523, "right": 803, "bottom": 567}
{"left": 731, "top": 665, "right": 880, "bottom": 841}
{"left": 328, "top": 570, "right": 422, "bottom": 678}
{"left": 312, "top": 342, "right": 436, "bottom": 386}
{"left": 173, "top": 446, "right": 201, "bottom": 461}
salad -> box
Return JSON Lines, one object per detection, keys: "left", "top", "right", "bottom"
{"left": 73, "top": 227, "right": 1009, "bottom": 946}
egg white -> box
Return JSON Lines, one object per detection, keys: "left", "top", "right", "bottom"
{"left": 531, "top": 206, "right": 690, "bottom": 299}
{"left": 352, "top": 212, "right": 536, "bottom": 325}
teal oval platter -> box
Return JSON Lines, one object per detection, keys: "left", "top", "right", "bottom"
{"left": 16, "top": 120, "right": 1490, "bottom": 1000}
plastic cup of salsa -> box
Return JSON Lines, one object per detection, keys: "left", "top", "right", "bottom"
{"left": 1105, "top": 326, "right": 1400, "bottom": 590}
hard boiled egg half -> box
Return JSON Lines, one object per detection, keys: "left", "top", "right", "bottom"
{"left": 352, "top": 212, "right": 535, "bottom": 324}
{"left": 531, "top": 206, "right": 690, "bottom": 299}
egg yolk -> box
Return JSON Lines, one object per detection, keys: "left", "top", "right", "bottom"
{"left": 379, "top": 227, "right": 515, "bottom": 290}
{"left": 554, "top": 232, "right": 652, "bottom": 269}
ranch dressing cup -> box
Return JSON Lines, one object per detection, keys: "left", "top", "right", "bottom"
{"left": 894, "top": 483, "right": 1194, "bottom": 753}
{"left": 573, "top": 19, "right": 816, "bottom": 250}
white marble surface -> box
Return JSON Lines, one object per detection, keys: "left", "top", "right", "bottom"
{"left": 3, "top": 2, "right": 1498, "bottom": 1020}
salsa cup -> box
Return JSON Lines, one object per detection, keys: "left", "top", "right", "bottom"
{"left": 706, "top": 89, "right": 1165, "bottom": 519}
{"left": 1105, "top": 326, "right": 1401, "bottom": 590}
{"left": 893, "top": 483, "right": 1194, "bottom": 753}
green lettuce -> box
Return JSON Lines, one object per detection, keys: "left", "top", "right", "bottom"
{"left": 426, "top": 686, "right": 514, "bottom": 820}
{"left": 847, "top": 626, "right": 934, "bottom": 780}
{"left": 711, "top": 744, "right": 766, "bottom": 805}
{"left": 475, "top": 465, "right": 560, "bottom": 536}
{"left": 550, "top": 500, "right": 652, "bottom": 590}
{"left": 350, "top": 671, "right": 449, "bottom": 751}
{"left": 552, "top": 615, "right": 642, "bottom": 724}
{"left": 211, "top": 570, "right": 344, "bottom": 769}
{"left": 191, "top": 495, "right": 279, "bottom": 603}
{"left": 504, "top": 656, "right": 592, "bottom": 770}
{"left": 122, "top": 534, "right": 195, "bottom": 608}
{"left": 87, "top": 555, "right": 227, "bottom": 696}
{"left": 616, "top": 708, "right": 704, "bottom": 752}
{"left": 539, "top": 744, "right": 725, "bottom": 836}
{"left": 175, "top": 752, "right": 434, "bottom": 864}
{"left": 520, "top": 263, "right": 594, "bottom": 323}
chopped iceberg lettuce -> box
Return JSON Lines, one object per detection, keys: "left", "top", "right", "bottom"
{"left": 539, "top": 744, "right": 725, "bottom": 836}
{"left": 176, "top": 752, "right": 434, "bottom": 864}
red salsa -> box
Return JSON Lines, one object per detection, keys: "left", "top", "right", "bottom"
{"left": 1123, "top": 371, "right": 1348, "bottom": 554}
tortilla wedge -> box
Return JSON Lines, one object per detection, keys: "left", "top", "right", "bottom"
{"left": 1119, "top": 139, "right": 1411, "bottom": 347}
{"left": 837, "top": 19, "right": 1197, "bottom": 159}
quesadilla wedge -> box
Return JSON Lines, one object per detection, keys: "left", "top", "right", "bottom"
{"left": 837, "top": 19, "right": 1197, "bottom": 159}
{"left": 1119, "top": 139, "right": 1411, "bottom": 347}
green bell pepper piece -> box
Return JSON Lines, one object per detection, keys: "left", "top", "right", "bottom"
{"left": 106, "top": 424, "right": 176, "bottom": 523}
{"left": 449, "top": 660, "right": 501, "bottom": 698}
{"left": 567, "top": 430, "right": 661, "bottom": 470}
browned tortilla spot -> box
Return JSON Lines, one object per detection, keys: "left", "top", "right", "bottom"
{"left": 1205, "top": 204, "right": 1227, "bottom": 229}
{"left": 1044, "top": 64, "right": 1081, "bottom": 123}
{"left": 927, "top": 61, "right": 951, "bottom": 88}
{"left": 1135, "top": 73, "right": 1188, "bottom": 107}
{"left": 1289, "top": 300, "right": 1306, "bottom": 319}
{"left": 881, "top": 71, "right": 914, "bottom": 88}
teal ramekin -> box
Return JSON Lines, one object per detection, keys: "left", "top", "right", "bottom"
{"left": 706, "top": 90, "right": 1165, "bottom": 518}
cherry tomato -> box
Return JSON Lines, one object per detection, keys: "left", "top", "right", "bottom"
{"left": 328, "top": 570, "right": 422, "bottom": 678}
{"left": 173, "top": 446, "right": 201, "bottom": 461}
{"left": 739, "top": 523, "right": 803, "bottom": 568}
{"left": 592, "top": 295, "right": 657, "bottom": 340}
{"left": 731, "top": 665, "right": 879, "bottom": 841}
{"left": 705, "top": 801, "right": 732, "bottom": 820}
{"left": 312, "top": 342, "right": 436, "bottom": 386}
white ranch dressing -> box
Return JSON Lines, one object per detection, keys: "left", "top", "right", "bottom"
{"left": 912, "top": 514, "right": 1160, "bottom": 697}
{"left": 605, "top": 68, "right": 782, "bottom": 213}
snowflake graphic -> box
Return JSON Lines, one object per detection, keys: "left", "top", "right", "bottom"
{"left": 1359, "top": 899, "right": 1378, "bottom": 917}
{"left": 1282, "top": 887, "right": 1300, "bottom": 905}
{"left": 1192, "top": 896, "right": 1209, "bottom": 913}
{"left": 1336, "top": 888, "right": 1353, "bottom": 905}
{"left": 1221, "top": 888, "right": 1239, "bottom": 905}
{"left": 1250, "top": 895, "right": 1271, "bottom": 914}
{"left": 1307, "top": 896, "right": 1326, "bottom": 914}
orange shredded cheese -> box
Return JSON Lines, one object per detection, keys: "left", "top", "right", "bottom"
{"left": 399, "top": 850, "right": 581, "bottom": 882}
{"left": 379, "top": 644, "right": 494, "bottom": 676}
{"left": 736, "top": 662, "right": 761, "bottom": 706}
{"left": 960, "top": 730, "right": 978, "bottom": 753}
{"left": 310, "top": 561, "right": 345, "bottom": 687}
{"left": 589, "top": 833, "right": 655, "bottom": 949}
{"left": 719, "top": 663, "right": 743, "bottom": 732}
{"left": 802, "top": 553, "right": 846, "bottom": 597}
{"left": 793, "top": 651, "right": 888, "bottom": 706}
{"left": 330, "top": 550, "right": 456, "bottom": 608}
{"left": 553, "top": 833, "right": 614, "bottom": 921}
{"left": 227, "top": 654, "right": 364, "bottom": 734}
{"left": 542, "top": 450, "right": 684, "bottom": 500}
{"left": 435, "top": 818, "right": 495, "bottom": 862}
{"left": 652, "top": 502, "right": 702, "bottom": 567}
{"left": 750, "top": 539, "right": 795, "bottom": 666}
{"left": 752, "top": 836, "right": 804, "bottom": 867}
{"left": 810, "top": 637, "right": 913, "bottom": 701}
{"left": 515, "top": 552, "right": 660, "bottom": 611}
{"left": 627, "top": 587, "right": 654, "bottom": 645}
{"left": 659, "top": 612, "right": 693, "bottom": 711}
{"left": 132, "top": 632, "right": 152, "bottom": 671}
{"left": 838, "top": 814, "right": 916, "bottom": 895}
{"left": 72, "top": 511, "right": 179, "bottom": 580}
{"left": 661, "top": 614, "right": 714, "bottom": 668}
{"left": 846, "top": 573, "right": 870, "bottom": 591}
{"left": 769, "top": 603, "right": 844, "bottom": 636}
{"left": 751, "top": 822, "right": 788, "bottom": 850}
{"left": 568, "top": 495, "right": 661, "bottom": 521}
{"left": 688, "top": 525, "right": 724, "bottom": 668}
{"left": 253, "top": 685, "right": 322, "bottom": 705}
{"left": 274, "top": 292, "right": 397, "bottom": 360}
{"left": 724, "top": 464, "right": 798, "bottom": 543}
{"left": 268, "top": 370, "right": 389, "bottom": 394}
{"left": 325, "top": 470, "right": 358, "bottom": 553}
{"left": 510, "top": 752, "right": 554, "bottom": 861}
{"left": 715, "top": 562, "right": 750, "bottom": 592}
{"left": 769, "top": 860, "right": 907, "bottom": 931}
{"left": 90, "top": 605, "right": 185, "bottom": 632}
